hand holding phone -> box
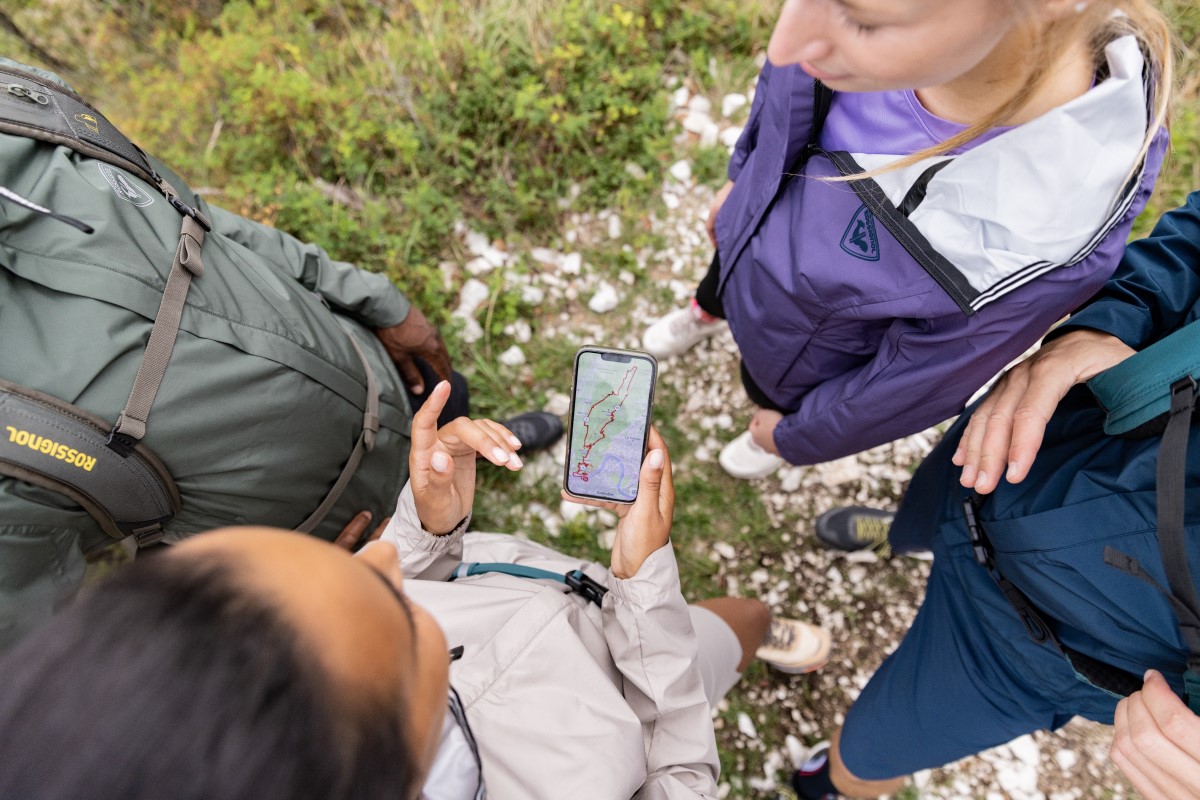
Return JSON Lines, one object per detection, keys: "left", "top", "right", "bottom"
{"left": 563, "top": 347, "right": 658, "bottom": 504}
{"left": 562, "top": 425, "right": 675, "bottom": 579}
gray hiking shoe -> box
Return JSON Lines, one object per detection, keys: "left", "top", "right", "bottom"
{"left": 814, "top": 506, "right": 894, "bottom": 555}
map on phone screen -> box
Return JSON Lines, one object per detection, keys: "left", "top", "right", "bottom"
{"left": 566, "top": 351, "right": 655, "bottom": 502}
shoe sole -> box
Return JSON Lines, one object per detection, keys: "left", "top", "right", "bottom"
{"left": 760, "top": 657, "right": 829, "bottom": 675}
{"left": 718, "top": 452, "right": 784, "bottom": 480}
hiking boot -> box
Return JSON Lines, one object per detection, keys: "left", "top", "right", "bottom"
{"left": 756, "top": 618, "right": 831, "bottom": 674}
{"left": 791, "top": 742, "right": 839, "bottom": 800}
{"left": 642, "top": 303, "right": 727, "bottom": 358}
{"left": 500, "top": 412, "right": 564, "bottom": 454}
{"left": 718, "top": 430, "right": 785, "bottom": 479}
{"left": 814, "top": 506, "right": 894, "bottom": 554}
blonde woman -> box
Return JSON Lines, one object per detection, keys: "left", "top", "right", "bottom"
{"left": 642, "top": 0, "right": 1174, "bottom": 484}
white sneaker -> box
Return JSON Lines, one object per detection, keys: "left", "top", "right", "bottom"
{"left": 642, "top": 305, "right": 727, "bottom": 358}
{"left": 718, "top": 430, "right": 785, "bottom": 479}
{"left": 755, "top": 618, "right": 831, "bottom": 674}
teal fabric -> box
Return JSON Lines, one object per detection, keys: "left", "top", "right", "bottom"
{"left": 0, "top": 62, "right": 414, "bottom": 649}
{"left": 1088, "top": 320, "right": 1200, "bottom": 435}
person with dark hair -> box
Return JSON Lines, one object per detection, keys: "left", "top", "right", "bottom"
{"left": 0, "top": 551, "right": 420, "bottom": 800}
{"left": 0, "top": 382, "right": 830, "bottom": 799}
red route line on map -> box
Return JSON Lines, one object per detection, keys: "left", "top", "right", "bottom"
{"left": 570, "top": 365, "right": 638, "bottom": 482}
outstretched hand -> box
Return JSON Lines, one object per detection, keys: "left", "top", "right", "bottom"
{"left": 410, "top": 381, "right": 523, "bottom": 535}
{"left": 952, "top": 329, "right": 1134, "bottom": 494}
{"left": 563, "top": 426, "right": 675, "bottom": 579}
{"left": 1111, "top": 670, "right": 1200, "bottom": 799}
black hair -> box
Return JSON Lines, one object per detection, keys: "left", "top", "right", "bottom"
{"left": 0, "top": 552, "right": 418, "bottom": 800}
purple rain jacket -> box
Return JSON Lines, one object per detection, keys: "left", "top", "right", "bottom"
{"left": 713, "top": 34, "right": 1167, "bottom": 466}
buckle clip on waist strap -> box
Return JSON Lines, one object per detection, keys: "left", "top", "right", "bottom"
{"left": 450, "top": 562, "right": 608, "bottom": 607}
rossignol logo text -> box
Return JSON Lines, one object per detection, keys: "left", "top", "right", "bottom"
{"left": 5, "top": 426, "right": 97, "bottom": 472}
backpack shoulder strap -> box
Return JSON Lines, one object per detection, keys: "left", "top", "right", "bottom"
{"left": 1088, "top": 320, "right": 1200, "bottom": 437}
{"left": 1093, "top": 330, "right": 1200, "bottom": 711}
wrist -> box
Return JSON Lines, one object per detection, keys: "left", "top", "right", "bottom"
{"left": 417, "top": 511, "right": 469, "bottom": 537}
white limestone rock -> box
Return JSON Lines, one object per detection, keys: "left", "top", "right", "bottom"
{"left": 721, "top": 92, "right": 748, "bottom": 118}
{"left": 498, "top": 345, "right": 525, "bottom": 367}
{"left": 588, "top": 282, "right": 619, "bottom": 314}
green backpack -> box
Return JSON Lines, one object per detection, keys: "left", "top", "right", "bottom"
{"left": 0, "top": 61, "right": 412, "bottom": 644}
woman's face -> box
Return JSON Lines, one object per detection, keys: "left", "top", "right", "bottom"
{"left": 176, "top": 529, "right": 449, "bottom": 791}
{"left": 766, "top": 0, "right": 1023, "bottom": 92}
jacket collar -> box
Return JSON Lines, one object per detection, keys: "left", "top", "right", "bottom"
{"left": 844, "top": 33, "right": 1153, "bottom": 313}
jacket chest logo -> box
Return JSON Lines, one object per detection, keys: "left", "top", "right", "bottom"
{"left": 98, "top": 164, "right": 155, "bottom": 208}
{"left": 840, "top": 204, "right": 880, "bottom": 262}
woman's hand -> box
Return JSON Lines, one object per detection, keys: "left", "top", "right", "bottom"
{"left": 410, "top": 381, "right": 523, "bottom": 534}
{"left": 953, "top": 329, "right": 1134, "bottom": 494}
{"left": 562, "top": 426, "right": 675, "bottom": 579}
{"left": 706, "top": 180, "right": 735, "bottom": 248}
{"left": 1111, "top": 670, "right": 1200, "bottom": 799}
{"left": 749, "top": 408, "right": 783, "bottom": 455}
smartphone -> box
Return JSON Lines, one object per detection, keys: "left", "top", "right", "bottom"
{"left": 563, "top": 347, "right": 658, "bottom": 504}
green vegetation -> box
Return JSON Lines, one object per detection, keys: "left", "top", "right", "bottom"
{"left": 0, "top": 0, "right": 775, "bottom": 316}
{"left": 3, "top": 1, "right": 1199, "bottom": 796}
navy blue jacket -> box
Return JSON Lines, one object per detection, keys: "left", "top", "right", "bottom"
{"left": 891, "top": 192, "right": 1200, "bottom": 721}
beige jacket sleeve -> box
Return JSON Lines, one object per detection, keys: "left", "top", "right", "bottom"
{"left": 605, "top": 545, "right": 721, "bottom": 799}
{"left": 380, "top": 483, "right": 470, "bottom": 581}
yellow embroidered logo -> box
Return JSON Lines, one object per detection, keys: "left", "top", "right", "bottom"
{"left": 5, "top": 426, "right": 97, "bottom": 472}
{"left": 73, "top": 112, "right": 100, "bottom": 134}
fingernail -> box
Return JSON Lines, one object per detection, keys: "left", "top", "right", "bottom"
{"left": 977, "top": 471, "right": 989, "bottom": 488}
{"left": 1006, "top": 462, "right": 1021, "bottom": 482}
{"left": 1145, "top": 669, "right": 1157, "bottom": 682}
{"left": 508, "top": 435, "right": 522, "bottom": 448}
{"left": 413, "top": 384, "right": 424, "bottom": 395}
{"left": 961, "top": 465, "right": 976, "bottom": 485}
{"left": 952, "top": 448, "right": 963, "bottom": 465}
{"left": 647, "top": 449, "right": 664, "bottom": 468}
{"left": 431, "top": 452, "right": 451, "bottom": 472}
{"left": 508, "top": 452, "right": 523, "bottom": 468}
{"left": 492, "top": 447, "right": 509, "bottom": 463}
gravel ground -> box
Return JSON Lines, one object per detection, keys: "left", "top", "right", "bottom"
{"left": 457, "top": 81, "right": 1138, "bottom": 799}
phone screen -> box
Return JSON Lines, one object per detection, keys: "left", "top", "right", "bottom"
{"left": 563, "top": 348, "right": 657, "bottom": 504}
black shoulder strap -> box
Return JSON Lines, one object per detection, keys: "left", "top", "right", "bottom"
{"left": 1105, "top": 376, "right": 1200, "bottom": 713}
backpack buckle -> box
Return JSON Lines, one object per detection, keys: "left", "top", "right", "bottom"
{"left": 565, "top": 569, "right": 608, "bottom": 607}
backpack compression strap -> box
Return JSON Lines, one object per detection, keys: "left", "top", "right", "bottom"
{"left": 0, "top": 381, "right": 181, "bottom": 545}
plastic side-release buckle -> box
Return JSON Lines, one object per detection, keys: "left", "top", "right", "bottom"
{"left": 168, "top": 194, "right": 212, "bottom": 232}
{"left": 130, "top": 523, "right": 165, "bottom": 548}
{"left": 565, "top": 569, "right": 608, "bottom": 607}
{"left": 963, "top": 496, "right": 989, "bottom": 567}
{"left": 106, "top": 429, "right": 139, "bottom": 457}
